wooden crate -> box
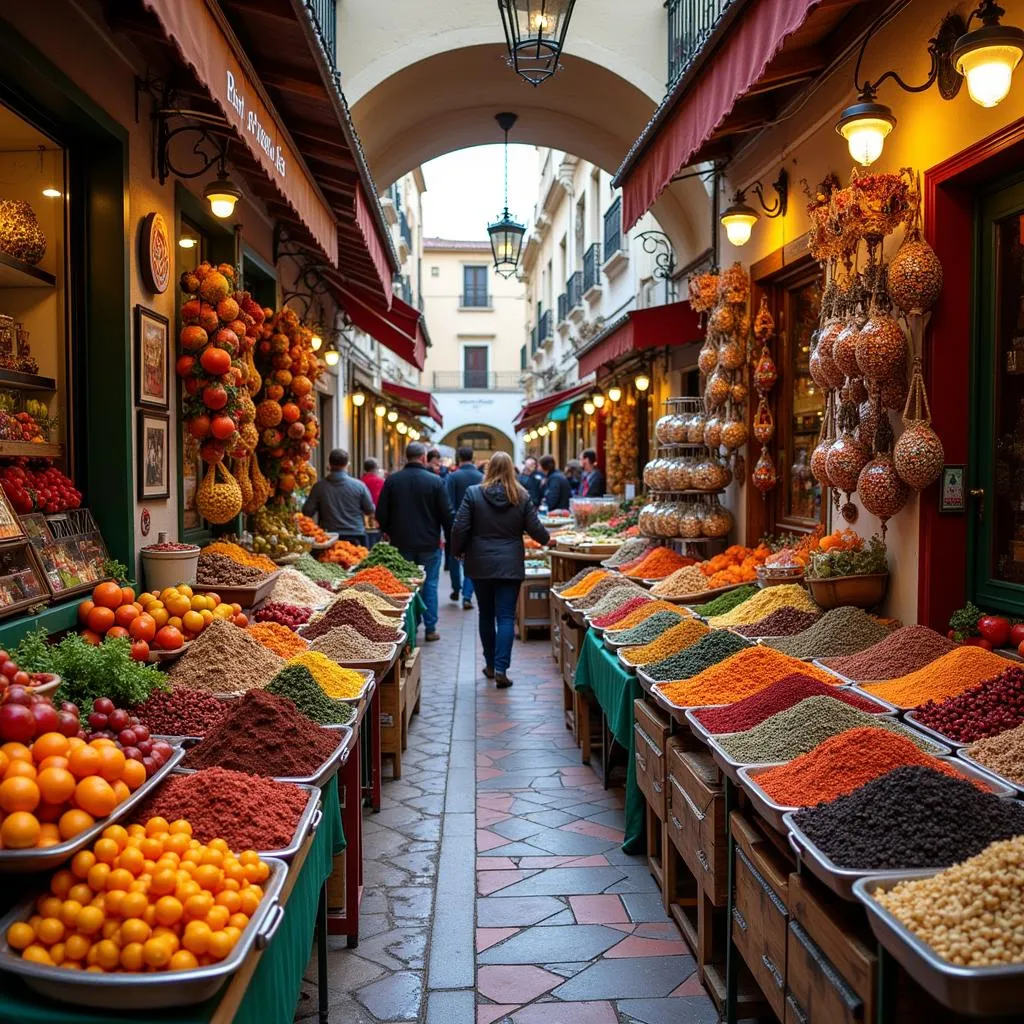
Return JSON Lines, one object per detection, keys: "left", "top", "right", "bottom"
{"left": 380, "top": 659, "right": 407, "bottom": 779}
{"left": 401, "top": 647, "right": 421, "bottom": 752}
{"left": 634, "top": 698, "right": 670, "bottom": 892}
{"left": 549, "top": 596, "right": 563, "bottom": 666}
{"left": 516, "top": 575, "right": 551, "bottom": 638}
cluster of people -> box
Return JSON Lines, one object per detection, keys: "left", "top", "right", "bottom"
{"left": 302, "top": 441, "right": 604, "bottom": 687}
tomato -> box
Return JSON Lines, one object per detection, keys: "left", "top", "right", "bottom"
{"left": 963, "top": 636, "right": 994, "bottom": 650}
{"left": 154, "top": 627, "right": 184, "bottom": 652}
{"left": 92, "top": 582, "right": 123, "bottom": 610}
{"left": 80, "top": 629, "right": 103, "bottom": 646}
{"left": 78, "top": 599, "right": 95, "bottom": 626}
{"left": 105, "top": 626, "right": 129, "bottom": 640}
{"left": 202, "top": 385, "right": 228, "bottom": 411}
{"left": 129, "top": 639, "right": 150, "bottom": 663}
{"left": 189, "top": 415, "right": 211, "bottom": 440}
{"left": 1012, "top": 624, "right": 1024, "bottom": 648}
{"left": 199, "top": 347, "right": 231, "bottom": 377}
{"left": 978, "top": 615, "right": 1012, "bottom": 648}
{"left": 210, "top": 416, "right": 235, "bottom": 441}
{"left": 86, "top": 606, "right": 115, "bottom": 635}
{"left": 128, "top": 613, "right": 156, "bottom": 643}
{"left": 175, "top": 355, "right": 196, "bottom": 378}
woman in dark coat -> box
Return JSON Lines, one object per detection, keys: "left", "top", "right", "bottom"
{"left": 450, "top": 452, "right": 550, "bottom": 687}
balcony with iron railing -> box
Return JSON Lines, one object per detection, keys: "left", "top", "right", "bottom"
{"left": 433, "top": 371, "right": 524, "bottom": 391}
{"left": 306, "top": 0, "right": 337, "bottom": 68}
{"left": 604, "top": 198, "right": 623, "bottom": 258}
{"left": 666, "top": 0, "right": 734, "bottom": 88}
{"left": 520, "top": 344, "right": 527, "bottom": 371}
{"left": 399, "top": 210, "right": 412, "bottom": 252}
{"left": 583, "top": 243, "right": 602, "bottom": 296}
{"left": 460, "top": 289, "right": 490, "bottom": 308}
{"left": 567, "top": 271, "right": 583, "bottom": 311}
{"left": 538, "top": 309, "right": 553, "bottom": 345}
{"left": 530, "top": 325, "right": 539, "bottom": 354}
{"left": 557, "top": 292, "right": 569, "bottom": 324}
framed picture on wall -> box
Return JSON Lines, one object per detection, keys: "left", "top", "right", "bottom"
{"left": 135, "top": 305, "right": 170, "bottom": 409}
{"left": 137, "top": 411, "right": 170, "bottom": 500}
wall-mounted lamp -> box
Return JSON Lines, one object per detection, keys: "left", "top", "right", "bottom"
{"left": 41, "top": 187, "right": 62, "bottom": 199}
{"left": 203, "top": 175, "right": 242, "bottom": 219}
{"left": 607, "top": 386, "right": 622, "bottom": 403}
{"left": 323, "top": 338, "right": 340, "bottom": 367}
{"left": 409, "top": 428, "right": 420, "bottom": 441}
{"left": 634, "top": 373, "right": 650, "bottom": 392}
{"left": 374, "top": 403, "right": 387, "bottom": 418}
{"left": 178, "top": 235, "right": 198, "bottom": 250}
{"left": 954, "top": 0, "right": 1024, "bottom": 106}
{"left": 396, "top": 421, "right": 408, "bottom": 435}
{"left": 547, "top": 420, "right": 557, "bottom": 431}
{"left": 583, "top": 400, "right": 595, "bottom": 416}
{"left": 351, "top": 390, "right": 366, "bottom": 407}
{"left": 591, "top": 392, "right": 606, "bottom": 409}
{"left": 538, "top": 425, "right": 549, "bottom": 437}
{"left": 387, "top": 409, "right": 399, "bottom": 423}
{"left": 310, "top": 332, "right": 323, "bottom": 352}
{"left": 720, "top": 170, "right": 788, "bottom": 247}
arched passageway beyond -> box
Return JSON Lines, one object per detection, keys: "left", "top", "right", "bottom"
{"left": 440, "top": 423, "right": 515, "bottom": 460}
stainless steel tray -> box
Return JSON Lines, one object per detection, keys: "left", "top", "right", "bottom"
{"left": 173, "top": 724, "right": 354, "bottom": 788}
{"left": 956, "top": 748, "right": 1024, "bottom": 796}
{"left": 329, "top": 667, "right": 375, "bottom": 706}
{"left": 813, "top": 663, "right": 904, "bottom": 712}
{"left": 0, "top": 745, "right": 186, "bottom": 874}
{"left": 314, "top": 642, "right": 400, "bottom": 681}
{"left": 847, "top": 680, "right": 917, "bottom": 711}
{"left": 902, "top": 709, "right": 969, "bottom": 749}
{"left": 0, "top": 857, "right": 287, "bottom": 1009}
{"left": 615, "top": 647, "right": 637, "bottom": 674}
{"left": 852, "top": 871, "right": 1024, "bottom": 1016}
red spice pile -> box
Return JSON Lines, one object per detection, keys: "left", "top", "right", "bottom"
{"left": 134, "top": 687, "right": 227, "bottom": 736}
{"left": 183, "top": 690, "right": 339, "bottom": 777}
{"left": 914, "top": 666, "right": 1024, "bottom": 743}
{"left": 135, "top": 767, "right": 309, "bottom": 849}
{"left": 302, "top": 600, "right": 402, "bottom": 642}
{"left": 756, "top": 727, "right": 977, "bottom": 807}
{"left": 591, "top": 595, "right": 651, "bottom": 628}
{"left": 694, "top": 674, "right": 885, "bottom": 734}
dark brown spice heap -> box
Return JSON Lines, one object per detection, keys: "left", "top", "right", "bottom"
{"left": 733, "top": 608, "right": 822, "bottom": 638}
{"left": 197, "top": 552, "right": 268, "bottom": 585}
{"left": 301, "top": 599, "right": 403, "bottom": 642}
{"left": 821, "top": 624, "right": 957, "bottom": 681}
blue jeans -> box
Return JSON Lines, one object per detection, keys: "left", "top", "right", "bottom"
{"left": 474, "top": 579, "right": 522, "bottom": 675}
{"left": 449, "top": 560, "right": 475, "bottom": 603}
{"left": 400, "top": 548, "right": 442, "bottom": 633}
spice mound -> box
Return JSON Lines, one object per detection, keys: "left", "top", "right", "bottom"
{"left": 606, "top": 610, "right": 689, "bottom": 647}
{"left": 248, "top": 621, "right": 309, "bottom": 659}
{"left": 604, "top": 539, "right": 654, "bottom": 567}
{"left": 694, "top": 673, "right": 885, "bottom": 733}
{"left": 914, "top": 665, "right": 1024, "bottom": 743}
{"left": 355, "top": 543, "right": 420, "bottom": 578}
{"left": 650, "top": 566, "right": 709, "bottom": 597}
{"left": 288, "top": 650, "right": 368, "bottom": 698}
{"left": 345, "top": 581, "right": 405, "bottom": 608}
{"left": 342, "top": 566, "right": 410, "bottom": 596}
{"left": 327, "top": 590, "right": 402, "bottom": 625}
{"left": 755, "top": 727, "right": 975, "bottom": 806}
{"left": 733, "top": 608, "right": 821, "bottom": 638}
{"left": 202, "top": 540, "right": 277, "bottom": 573}
{"left": 167, "top": 618, "right": 285, "bottom": 694}
{"left": 301, "top": 600, "right": 403, "bottom": 642}
{"left": 135, "top": 767, "right": 310, "bottom": 850}
{"left": 266, "top": 665, "right": 355, "bottom": 725}
{"left": 335, "top": 586, "right": 404, "bottom": 614}
{"left": 197, "top": 552, "right": 268, "bottom": 586}
{"left": 574, "top": 579, "right": 644, "bottom": 612}
{"left": 622, "top": 547, "right": 693, "bottom": 580}
{"left": 294, "top": 552, "right": 349, "bottom": 583}
{"left": 707, "top": 584, "right": 819, "bottom": 628}
{"left": 657, "top": 646, "right": 837, "bottom": 707}
{"left": 645, "top": 630, "right": 750, "bottom": 682}
{"left": 591, "top": 595, "right": 653, "bottom": 628}
{"left": 597, "top": 599, "right": 685, "bottom": 633}
{"left": 763, "top": 606, "right": 890, "bottom": 659}
{"left": 861, "top": 645, "right": 1011, "bottom": 709}
{"left": 556, "top": 567, "right": 605, "bottom": 593}
{"left": 619, "top": 617, "right": 709, "bottom": 667}
{"left": 794, "top": 766, "right": 1024, "bottom": 870}
{"left": 966, "top": 719, "right": 1024, "bottom": 786}
{"left": 872, "top": 835, "right": 1024, "bottom": 966}
{"left": 267, "top": 567, "right": 331, "bottom": 608}
{"left": 821, "top": 624, "right": 957, "bottom": 682}
{"left": 133, "top": 687, "right": 227, "bottom": 736}
{"left": 717, "top": 695, "right": 944, "bottom": 763}
{"left": 690, "top": 585, "right": 758, "bottom": 618}
{"left": 184, "top": 690, "right": 341, "bottom": 777}
{"left": 310, "top": 625, "right": 396, "bottom": 663}
{"left": 559, "top": 570, "right": 609, "bottom": 598}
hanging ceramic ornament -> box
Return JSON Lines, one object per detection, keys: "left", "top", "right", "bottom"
{"left": 857, "top": 414, "right": 909, "bottom": 535}
{"left": 753, "top": 346, "right": 778, "bottom": 393}
{"left": 888, "top": 177, "right": 943, "bottom": 316}
{"left": 752, "top": 448, "right": 777, "bottom": 496}
{"left": 709, "top": 304, "right": 737, "bottom": 333}
{"left": 856, "top": 307, "right": 907, "bottom": 382}
{"left": 698, "top": 339, "right": 718, "bottom": 374}
{"left": 706, "top": 367, "right": 730, "bottom": 407}
{"left": 753, "top": 297, "right": 775, "bottom": 342}
{"left": 752, "top": 399, "right": 775, "bottom": 444}
{"left": 719, "top": 338, "right": 746, "bottom": 371}
{"left": 810, "top": 392, "right": 837, "bottom": 486}
{"left": 730, "top": 380, "right": 749, "bottom": 404}
{"left": 826, "top": 395, "right": 871, "bottom": 512}
{"left": 894, "top": 358, "right": 944, "bottom": 489}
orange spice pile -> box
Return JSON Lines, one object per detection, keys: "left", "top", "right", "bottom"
{"left": 620, "top": 617, "right": 710, "bottom": 667}
{"left": 622, "top": 548, "right": 694, "bottom": 580}
{"left": 342, "top": 567, "right": 411, "bottom": 596}
{"left": 559, "top": 570, "right": 610, "bottom": 598}
{"left": 603, "top": 599, "right": 690, "bottom": 632}
{"left": 862, "top": 645, "right": 1011, "bottom": 709}
{"left": 248, "top": 621, "right": 309, "bottom": 659}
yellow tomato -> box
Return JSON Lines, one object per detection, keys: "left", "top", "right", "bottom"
{"left": 189, "top": 594, "right": 207, "bottom": 612}
{"left": 178, "top": 584, "right": 193, "bottom": 598}
{"left": 150, "top": 606, "right": 169, "bottom": 629}
{"left": 182, "top": 611, "right": 204, "bottom": 634}
{"left": 213, "top": 604, "right": 234, "bottom": 620}
{"left": 200, "top": 609, "right": 214, "bottom": 626}
{"left": 158, "top": 588, "right": 178, "bottom": 604}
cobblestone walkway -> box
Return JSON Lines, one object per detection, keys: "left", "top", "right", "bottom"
{"left": 298, "top": 601, "right": 717, "bottom": 1024}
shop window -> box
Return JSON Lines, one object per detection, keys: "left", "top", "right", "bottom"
{"left": 462, "top": 265, "right": 489, "bottom": 307}
{"left": 463, "top": 345, "right": 489, "bottom": 388}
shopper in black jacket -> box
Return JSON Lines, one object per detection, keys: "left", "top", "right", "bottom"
{"left": 517, "top": 456, "right": 545, "bottom": 507}
{"left": 539, "top": 455, "right": 571, "bottom": 511}
{"left": 376, "top": 442, "right": 453, "bottom": 641}
{"left": 445, "top": 447, "right": 484, "bottom": 608}
{"left": 451, "top": 452, "right": 550, "bottom": 687}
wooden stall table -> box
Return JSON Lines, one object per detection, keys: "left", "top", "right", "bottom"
{"left": 548, "top": 547, "right": 609, "bottom": 587}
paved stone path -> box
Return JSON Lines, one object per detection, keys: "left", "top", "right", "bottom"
{"left": 297, "top": 601, "right": 717, "bottom": 1024}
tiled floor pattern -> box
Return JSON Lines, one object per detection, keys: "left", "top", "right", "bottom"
{"left": 298, "top": 600, "right": 717, "bottom": 1024}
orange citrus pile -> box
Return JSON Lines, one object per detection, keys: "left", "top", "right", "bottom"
{"left": 320, "top": 540, "right": 369, "bottom": 566}
{"left": 698, "top": 544, "right": 771, "bottom": 587}
{"left": 0, "top": 734, "right": 149, "bottom": 850}
{"left": 295, "top": 513, "right": 330, "bottom": 544}
{"left": 5, "top": 817, "right": 269, "bottom": 972}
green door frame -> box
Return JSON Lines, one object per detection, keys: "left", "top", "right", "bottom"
{"left": 971, "top": 172, "right": 1024, "bottom": 615}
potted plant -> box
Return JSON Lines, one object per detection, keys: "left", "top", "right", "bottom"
{"left": 805, "top": 533, "right": 889, "bottom": 610}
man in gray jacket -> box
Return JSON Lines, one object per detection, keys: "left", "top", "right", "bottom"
{"left": 302, "top": 449, "right": 375, "bottom": 547}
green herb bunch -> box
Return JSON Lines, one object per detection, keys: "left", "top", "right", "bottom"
{"left": 948, "top": 601, "right": 984, "bottom": 643}
{"left": 354, "top": 543, "right": 420, "bottom": 578}
{"left": 805, "top": 536, "right": 888, "bottom": 580}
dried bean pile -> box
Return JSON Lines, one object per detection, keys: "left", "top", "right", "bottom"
{"left": 967, "top": 721, "right": 1024, "bottom": 786}
{"left": 821, "top": 625, "right": 957, "bottom": 681}
{"left": 605, "top": 611, "right": 689, "bottom": 646}
{"left": 863, "top": 646, "right": 1011, "bottom": 709}
{"left": 765, "top": 606, "right": 891, "bottom": 660}
{"left": 254, "top": 602, "right": 312, "bottom": 630}
{"left": 689, "top": 585, "right": 757, "bottom": 618}
{"left": 733, "top": 608, "right": 822, "bottom": 638}
{"left": 167, "top": 618, "right": 284, "bottom": 694}
{"left": 604, "top": 539, "right": 654, "bottom": 567}
{"left": 717, "top": 695, "right": 944, "bottom": 763}
{"left": 183, "top": 690, "right": 339, "bottom": 776}
{"left": 694, "top": 673, "right": 884, "bottom": 733}
{"left": 579, "top": 583, "right": 647, "bottom": 617}
{"left": 135, "top": 767, "right": 309, "bottom": 849}
{"left": 915, "top": 666, "right": 1024, "bottom": 743}
{"left": 197, "top": 553, "right": 267, "bottom": 585}
{"left": 133, "top": 687, "right": 227, "bottom": 736}
{"left": 568, "top": 576, "right": 632, "bottom": 610}
{"left": 266, "top": 665, "right": 355, "bottom": 725}
{"left": 619, "top": 617, "right": 709, "bottom": 667}
{"left": 310, "top": 625, "right": 396, "bottom": 662}
{"left": 794, "top": 766, "right": 1024, "bottom": 869}
{"left": 267, "top": 568, "right": 332, "bottom": 608}
{"left": 301, "top": 600, "right": 403, "bottom": 642}
{"left": 644, "top": 630, "right": 749, "bottom": 681}
{"left": 650, "top": 566, "right": 709, "bottom": 597}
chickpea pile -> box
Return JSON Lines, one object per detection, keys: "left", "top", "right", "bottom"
{"left": 873, "top": 835, "right": 1024, "bottom": 966}
{"left": 5, "top": 817, "right": 269, "bottom": 972}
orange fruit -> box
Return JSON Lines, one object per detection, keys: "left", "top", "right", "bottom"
{"left": 64, "top": 932, "right": 91, "bottom": 961}
{"left": 32, "top": 732, "right": 70, "bottom": 762}
{"left": 106, "top": 868, "right": 134, "bottom": 892}
{"left": 120, "top": 941, "right": 145, "bottom": 971}
{"left": 1, "top": 742, "right": 32, "bottom": 763}
{"left": 67, "top": 745, "right": 102, "bottom": 779}
{"left": 78, "top": 599, "right": 95, "bottom": 625}
{"left": 93, "top": 837, "right": 119, "bottom": 863}
{"left": 75, "top": 906, "right": 104, "bottom": 935}
{"left": 120, "top": 918, "right": 151, "bottom": 945}
{"left": 74, "top": 777, "right": 116, "bottom": 818}
{"left": 1, "top": 811, "right": 41, "bottom": 848}
{"left": 112, "top": 780, "right": 131, "bottom": 804}
{"left": 70, "top": 849, "right": 96, "bottom": 879}
{"left": 119, "top": 891, "right": 148, "bottom": 920}
{"left": 128, "top": 613, "right": 157, "bottom": 643}
{"left": 5, "top": 759, "right": 36, "bottom": 781}
{"left": 142, "top": 937, "right": 171, "bottom": 968}
{"left": 36, "top": 755, "right": 68, "bottom": 772}
{"left": 154, "top": 896, "right": 183, "bottom": 927}
{"left": 116, "top": 845, "right": 145, "bottom": 876}
{"left": 58, "top": 808, "right": 95, "bottom": 840}
{"left": 149, "top": 868, "right": 177, "bottom": 896}
{"left": 169, "top": 949, "right": 199, "bottom": 971}
{"left": 95, "top": 746, "right": 125, "bottom": 782}
{"left": 121, "top": 759, "right": 146, "bottom": 791}
{"left": 145, "top": 816, "right": 170, "bottom": 836}
{"left": 68, "top": 882, "right": 93, "bottom": 905}
{"left": 86, "top": 605, "right": 115, "bottom": 635}
{"left": 37, "top": 767, "right": 76, "bottom": 805}
{"left": 183, "top": 893, "right": 214, "bottom": 922}
{"left": 87, "top": 863, "right": 111, "bottom": 893}
{"left": 92, "top": 581, "right": 124, "bottom": 609}
{"left": 7, "top": 921, "right": 36, "bottom": 950}
{"left": 207, "top": 929, "right": 234, "bottom": 960}
{"left": 121, "top": 586, "right": 136, "bottom": 606}
{"left": 59, "top": 900, "right": 83, "bottom": 927}
{"left": 93, "top": 938, "right": 120, "bottom": 970}
{"left": 36, "top": 917, "right": 64, "bottom": 944}
{"left": 205, "top": 905, "right": 229, "bottom": 931}
{"left": 0, "top": 775, "right": 40, "bottom": 813}
{"left": 21, "top": 944, "right": 53, "bottom": 965}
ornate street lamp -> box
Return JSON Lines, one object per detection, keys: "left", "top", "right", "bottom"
{"left": 487, "top": 113, "right": 526, "bottom": 279}
{"left": 498, "top": 0, "right": 577, "bottom": 85}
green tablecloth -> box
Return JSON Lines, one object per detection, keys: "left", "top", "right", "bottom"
{"left": 574, "top": 629, "right": 646, "bottom": 855}
{"left": 0, "top": 775, "right": 346, "bottom": 1023}
{"left": 404, "top": 591, "right": 425, "bottom": 649}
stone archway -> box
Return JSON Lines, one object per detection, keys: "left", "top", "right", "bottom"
{"left": 440, "top": 422, "right": 515, "bottom": 462}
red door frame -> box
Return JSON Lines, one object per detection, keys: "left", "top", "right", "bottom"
{"left": 920, "top": 117, "right": 1024, "bottom": 629}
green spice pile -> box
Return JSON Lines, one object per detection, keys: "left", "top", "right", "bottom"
{"left": 293, "top": 553, "right": 348, "bottom": 583}
{"left": 354, "top": 543, "right": 420, "bottom": 578}
{"left": 765, "top": 606, "right": 892, "bottom": 659}
{"left": 717, "top": 695, "right": 946, "bottom": 763}
{"left": 266, "top": 664, "right": 356, "bottom": 724}
{"left": 690, "top": 585, "right": 757, "bottom": 618}
{"left": 606, "top": 611, "right": 688, "bottom": 646}
{"left": 643, "top": 630, "right": 749, "bottom": 681}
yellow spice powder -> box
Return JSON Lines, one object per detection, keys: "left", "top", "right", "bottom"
{"left": 620, "top": 617, "right": 710, "bottom": 666}
{"left": 288, "top": 650, "right": 368, "bottom": 699}
{"left": 707, "top": 584, "right": 819, "bottom": 628}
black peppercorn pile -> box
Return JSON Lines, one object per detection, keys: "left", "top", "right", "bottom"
{"left": 793, "top": 765, "right": 1024, "bottom": 870}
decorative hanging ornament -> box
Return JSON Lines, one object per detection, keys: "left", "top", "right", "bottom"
{"left": 753, "top": 297, "right": 775, "bottom": 342}
{"left": 753, "top": 346, "right": 778, "bottom": 393}
{"left": 855, "top": 309, "right": 907, "bottom": 382}
{"left": 893, "top": 358, "right": 945, "bottom": 489}
{"left": 857, "top": 413, "right": 909, "bottom": 535}
{"left": 752, "top": 448, "right": 777, "bottom": 496}
{"left": 752, "top": 399, "right": 775, "bottom": 444}
{"left": 826, "top": 396, "right": 871, "bottom": 496}
{"left": 698, "top": 339, "right": 718, "bottom": 375}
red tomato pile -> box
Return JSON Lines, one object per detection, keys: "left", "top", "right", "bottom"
{"left": 77, "top": 582, "right": 182, "bottom": 660}
{"left": 0, "top": 461, "right": 82, "bottom": 514}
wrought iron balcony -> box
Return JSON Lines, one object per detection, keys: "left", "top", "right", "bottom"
{"left": 567, "top": 271, "right": 583, "bottom": 310}
{"left": 307, "top": 0, "right": 337, "bottom": 68}
{"left": 531, "top": 325, "right": 539, "bottom": 353}
{"left": 539, "top": 309, "right": 553, "bottom": 343}
{"left": 399, "top": 209, "right": 412, "bottom": 251}
{"left": 603, "top": 197, "right": 623, "bottom": 257}
{"left": 557, "top": 292, "right": 569, "bottom": 323}
{"left": 433, "top": 371, "right": 524, "bottom": 391}
{"left": 666, "top": 0, "right": 734, "bottom": 88}
{"left": 520, "top": 344, "right": 527, "bottom": 371}
{"left": 583, "top": 243, "right": 602, "bottom": 294}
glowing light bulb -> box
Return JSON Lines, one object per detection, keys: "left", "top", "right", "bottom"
{"left": 351, "top": 390, "right": 366, "bottom": 407}
{"left": 957, "top": 43, "right": 1022, "bottom": 106}
{"left": 634, "top": 374, "right": 650, "bottom": 392}
{"left": 583, "top": 401, "right": 595, "bottom": 416}
{"left": 374, "top": 403, "right": 387, "bottom": 418}
{"left": 607, "top": 386, "right": 622, "bottom": 403}
{"left": 41, "top": 187, "right": 62, "bottom": 198}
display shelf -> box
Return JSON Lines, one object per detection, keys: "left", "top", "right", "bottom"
{"left": 0, "top": 441, "right": 62, "bottom": 458}
{"left": 647, "top": 489, "right": 727, "bottom": 497}
{"left": 0, "top": 252, "right": 55, "bottom": 289}
{"left": 0, "top": 368, "right": 56, "bottom": 392}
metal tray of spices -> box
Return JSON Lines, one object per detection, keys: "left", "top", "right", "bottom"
{"left": 259, "top": 784, "right": 324, "bottom": 860}
{"left": 327, "top": 642, "right": 401, "bottom": 680}
{"left": 901, "top": 710, "right": 968, "bottom": 749}
{"left": 0, "top": 857, "right": 289, "bottom": 1009}
{"left": 331, "top": 667, "right": 376, "bottom": 706}
{"left": 205, "top": 569, "right": 281, "bottom": 609}
{"left": 171, "top": 724, "right": 354, "bottom": 788}
{"left": 0, "top": 745, "right": 186, "bottom": 874}
{"left": 852, "top": 871, "right": 1024, "bottom": 1016}
{"left": 615, "top": 648, "right": 638, "bottom": 674}
{"left": 846, "top": 680, "right": 916, "bottom": 711}
{"left": 954, "top": 748, "right": 1024, "bottom": 797}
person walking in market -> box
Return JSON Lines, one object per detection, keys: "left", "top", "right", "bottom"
{"left": 538, "top": 454, "right": 571, "bottom": 511}
{"left": 450, "top": 452, "right": 550, "bottom": 688}
{"left": 517, "top": 455, "right": 545, "bottom": 507}
{"left": 445, "top": 446, "right": 483, "bottom": 609}
{"left": 565, "top": 459, "right": 583, "bottom": 496}
{"left": 301, "top": 449, "right": 375, "bottom": 548}
{"left": 579, "top": 448, "right": 606, "bottom": 497}
{"left": 376, "top": 441, "right": 453, "bottom": 642}
{"left": 360, "top": 457, "right": 385, "bottom": 506}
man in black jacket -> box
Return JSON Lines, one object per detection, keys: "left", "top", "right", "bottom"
{"left": 539, "top": 455, "right": 571, "bottom": 511}
{"left": 445, "top": 447, "right": 483, "bottom": 608}
{"left": 376, "top": 442, "right": 453, "bottom": 641}
{"left": 517, "top": 456, "right": 545, "bottom": 507}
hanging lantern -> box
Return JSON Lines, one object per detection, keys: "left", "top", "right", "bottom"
{"left": 487, "top": 114, "right": 526, "bottom": 279}
{"left": 753, "top": 449, "right": 777, "bottom": 495}
{"left": 497, "top": 0, "right": 577, "bottom": 85}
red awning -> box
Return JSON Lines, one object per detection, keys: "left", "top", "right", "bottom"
{"left": 513, "top": 380, "right": 595, "bottom": 433}
{"left": 382, "top": 381, "right": 444, "bottom": 427}
{"left": 577, "top": 301, "right": 703, "bottom": 378}
{"left": 617, "top": 0, "right": 821, "bottom": 230}
{"left": 336, "top": 282, "right": 427, "bottom": 371}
